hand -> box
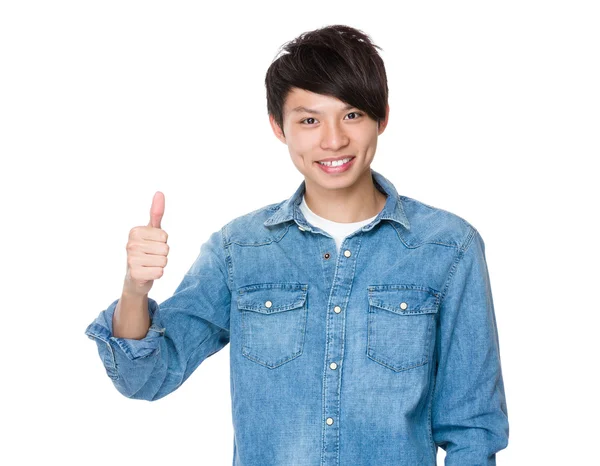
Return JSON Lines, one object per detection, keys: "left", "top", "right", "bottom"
{"left": 123, "top": 191, "right": 170, "bottom": 297}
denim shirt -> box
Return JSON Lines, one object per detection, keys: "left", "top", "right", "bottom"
{"left": 85, "top": 169, "right": 509, "bottom": 465}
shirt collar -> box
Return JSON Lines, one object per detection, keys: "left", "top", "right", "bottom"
{"left": 263, "top": 168, "right": 411, "bottom": 231}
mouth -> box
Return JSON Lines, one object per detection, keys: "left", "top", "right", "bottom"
{"left": 315, "top": 156, "right": 355, "bottom": 167}
{"left": 315, "top": 156, "right": 356, "bottom": 173}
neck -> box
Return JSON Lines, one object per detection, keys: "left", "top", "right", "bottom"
{"left": 303, "top": 170, "right": 387, "bottom": 223}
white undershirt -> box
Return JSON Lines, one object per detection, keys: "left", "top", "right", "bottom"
{"left": 299, "top": 195, "right": 379, "bottom": 252}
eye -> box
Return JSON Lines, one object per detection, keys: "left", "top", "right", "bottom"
{"left": 345, "top": 112, "right": 363, "bottom": 120}
{"left": 300, "top": 112, "right": 363, "bottom": 125}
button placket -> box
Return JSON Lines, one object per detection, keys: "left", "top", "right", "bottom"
{"left": 320, "top": 236, "right": 362, "bottom": 464}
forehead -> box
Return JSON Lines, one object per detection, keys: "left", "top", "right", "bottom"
{"left": 284, "top": 88, "right": 353, "bottom": 114}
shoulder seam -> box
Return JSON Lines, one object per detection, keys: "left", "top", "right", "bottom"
{"left": 439, "top": 225, "right": 478, "bottom": 304}
{"left": 220, "top": 223, "right": 234, "bottom": 293}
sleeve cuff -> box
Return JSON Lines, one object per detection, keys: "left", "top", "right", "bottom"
{"left": 84, "top": 297, "right": 165, "bottom": 361}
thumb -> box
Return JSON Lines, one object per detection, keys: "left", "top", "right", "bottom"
{"left": 148, "top": 191, "right": 165, "bottom": 229}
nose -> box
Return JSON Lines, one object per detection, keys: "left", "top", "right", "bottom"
{"left": 320, "top": 120, "right": 350, "bottom": 151}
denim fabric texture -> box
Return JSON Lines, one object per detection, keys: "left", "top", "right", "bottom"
{"left": 85, "top": 169, "right": 509, "bottom": 465}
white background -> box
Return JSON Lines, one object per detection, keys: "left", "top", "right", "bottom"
{"left": 1, "top": 1, "right": 598, "bottom": 465}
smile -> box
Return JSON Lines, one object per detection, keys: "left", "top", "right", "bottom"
{"left": 315, "top": 156, "right": 356, "bottom": 174}
{"left": 317, "top": 157, "right": 354, "bottom": 167}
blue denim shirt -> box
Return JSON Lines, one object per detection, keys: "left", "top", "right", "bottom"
{"left": 85, "top": 169, "right": 509, "bottom": 465}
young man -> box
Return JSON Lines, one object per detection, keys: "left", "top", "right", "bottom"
{"left": 85, "top": 24, "right": 509, "bottom": 465}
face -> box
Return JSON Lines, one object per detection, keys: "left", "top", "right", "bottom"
{"left": 269, "top": 87, "right": 390, "bottom": 193}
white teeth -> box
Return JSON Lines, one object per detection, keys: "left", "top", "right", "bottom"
{"left": 318, "top": 157, "right": 352, "bottom": 167}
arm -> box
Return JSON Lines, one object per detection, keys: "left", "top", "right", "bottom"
{"left": 84, "top": 227, "right": 232, "bottom": 401}
{"left": 431, "top": 227, "right": 509, "bottom": 465}
{"left": 112, "top": 290, "right": 151, "bottom": 339}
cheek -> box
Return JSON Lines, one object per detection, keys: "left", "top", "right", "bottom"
{"left": 287, "top": 133, "right": 318, "bottom": 156}
{"left": 355, "top": 131, "right": 378, "bottom": 152}
{"left": 288, "top": 151, "right": 310, "bottom": 174}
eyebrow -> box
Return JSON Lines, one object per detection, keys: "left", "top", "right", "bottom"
{"left": 290, "top": 104, "right": 356, "bottom": 115}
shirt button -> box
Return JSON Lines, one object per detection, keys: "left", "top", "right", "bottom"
{"left": 324, "top": 252, "right": 330, "bottom": 259}
{"left": 298, "top": 226, "right": 305, "bottom": 231}
{"left": 400, "top": 302, "right": 408, "bottom": 310}
{"left": 344, "top": 250, "right": 351, "bottom": 257}
{"left": 334, "top": 305, "right": 342, "bottom": 313}
{"left": 326, "top": 417, "right": 334, "bottom": 425}
{"left": 329, "top": 362, "right": 338, "bottom": 370}
{"left": 265, "top": 300, "right": 273, "bottom": 308}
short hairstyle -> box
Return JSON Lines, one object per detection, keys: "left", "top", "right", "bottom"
{"left": 265, "top": 24, "right": 389, "bottom": 136}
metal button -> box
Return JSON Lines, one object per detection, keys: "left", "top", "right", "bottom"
{"left": 265, "top": 300, "right": 273, "bottom": 308}
{"left": 329, "top": 362, "right": 338, "bottom": 370}
{"left": 344, "top": 250, "right": 351, "bottom": 257}
{"left": 326, "top": 417, "right": 334, "bottom": 425}
{"left": 334, "top": 305, "right": 341, "bottom": 313}
{"left": 400, "top": 302, "right": 408, "bottom": 310}
{"left": 324, "top": 252, "right": 330, "bottom": 259}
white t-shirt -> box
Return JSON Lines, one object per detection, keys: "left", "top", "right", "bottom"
{"left": 299, "top": 195, "right": 379, "bottom": 252}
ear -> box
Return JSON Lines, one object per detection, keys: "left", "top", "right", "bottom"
{"left": 377, "top": 104, "right": 390, "bottom": 135}
{"left": 269, "top": 114, "right": 287, "bottom": 145}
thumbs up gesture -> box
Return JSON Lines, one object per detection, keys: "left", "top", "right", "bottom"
{"left": 123, "top": 191, "right": 170, "bottom": 297}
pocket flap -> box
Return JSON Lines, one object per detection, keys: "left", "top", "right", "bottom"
{"left": 368, "top": 284, "right": 440, "bottom": 315}
{"left": 237, "top": 283, "right": 308, "bottom": 314}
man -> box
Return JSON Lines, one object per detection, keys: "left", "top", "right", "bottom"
{"left": 85, "top": 24, "right": 509, "bottom": 465}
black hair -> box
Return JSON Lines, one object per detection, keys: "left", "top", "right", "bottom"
{"left": 265, "top": 24, "right": 389, "bottom": 136}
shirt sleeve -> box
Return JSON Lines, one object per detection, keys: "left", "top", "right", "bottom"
{"left": 431, "top": 227, "right": 509, "bottom": 465}
{"left": 84, "top": 227, "right": 231, "bottom": 401}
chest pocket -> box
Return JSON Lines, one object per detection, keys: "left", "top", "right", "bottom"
{"left": 367, "top": 284, "right": 440, "bottom": 372}
{"left": 237, "top": 283, "right": 308, "bottom": 369}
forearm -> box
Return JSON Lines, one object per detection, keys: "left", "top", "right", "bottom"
{"left": 112, "top": 290, "right": 150, "bottom": 339}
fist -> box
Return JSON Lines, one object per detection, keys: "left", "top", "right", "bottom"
{"left": 123, "top": 191, "right": 170, "bottom": 297}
